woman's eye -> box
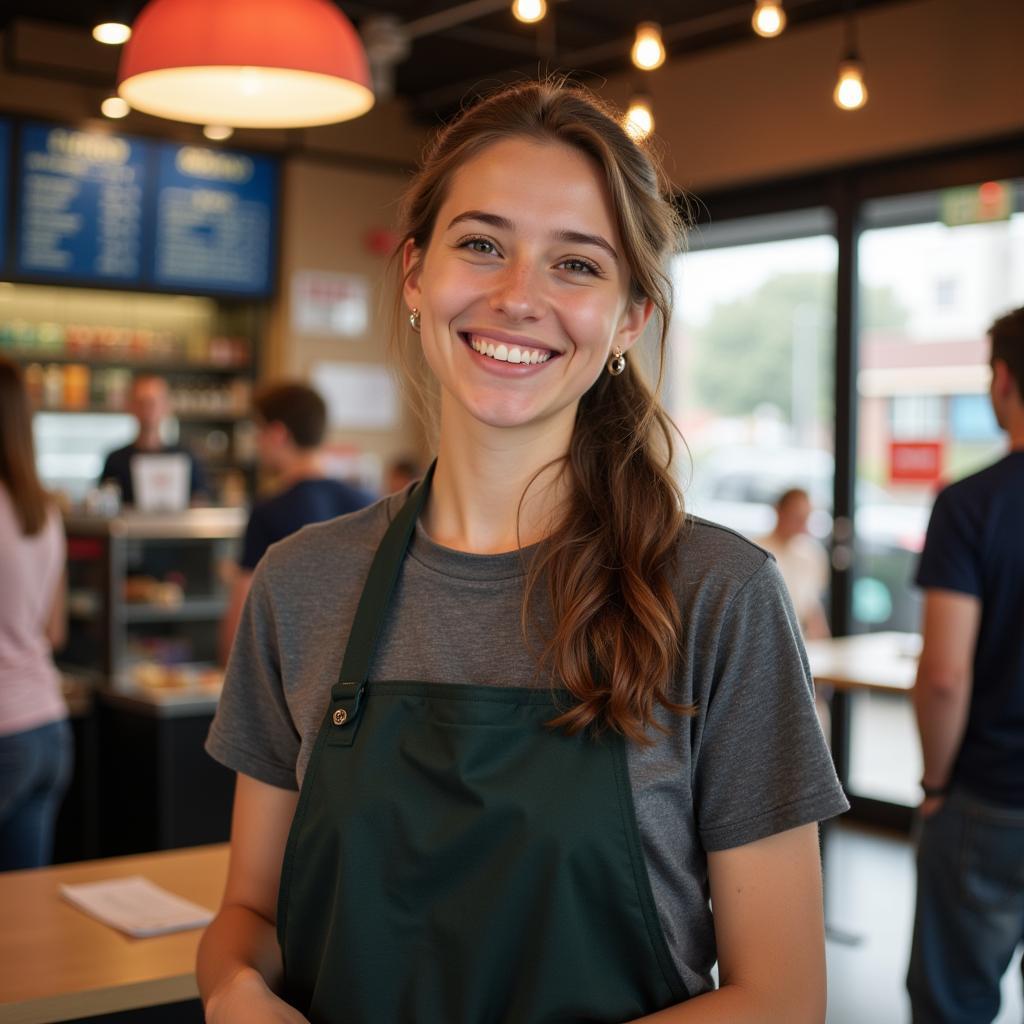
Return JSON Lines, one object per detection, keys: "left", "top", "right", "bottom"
{"left": 560, "top": 258, "right": 599, "bottom": 276}
{"left": 463, "top": 238, "right": 497, "bottom": 255}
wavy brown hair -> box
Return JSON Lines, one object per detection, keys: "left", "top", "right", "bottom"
{"left": 392, "top": 80, "right": 691, "bottom": 743}
{"left": 0, "top": 356, "right": 50, "bottom": 535}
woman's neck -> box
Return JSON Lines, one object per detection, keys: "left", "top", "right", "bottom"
{"left": 422, "top": 401, "right": 575, "bottom": 554}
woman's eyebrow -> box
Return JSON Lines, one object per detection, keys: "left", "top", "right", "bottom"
{"left": 447, "top": 210, "right": 512, "bottom": 232}
{"left": 447, "top": 210, "right": 618, "bottom": 263}
{"left": 552, "top": 229, "right": 618, "bottom": 263}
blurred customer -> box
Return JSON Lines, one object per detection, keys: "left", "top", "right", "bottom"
{"left": 99, "top": 374, "right": 208, "bottom": 505}
{"left": 384, "top": 456, "right": 422, "bottom": 495}
{"left": 908, "top": 306, "right": 1024, "bottom": 1023}
{"left": 0, "top": 357, "right": 72, "bottom": 870}
{"left": 759, "top": 487, "right": 831, "bottom": 640}
{"left": 218, "top": 382, "right": 373, "bottom": 664}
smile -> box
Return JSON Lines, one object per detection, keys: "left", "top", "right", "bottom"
{"left": 463, "top": 333, "right": 553, "bottom": 365}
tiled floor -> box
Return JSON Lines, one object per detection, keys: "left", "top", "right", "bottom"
{"left": 825, "top": 822, "right": 1024, "bottom": 1024}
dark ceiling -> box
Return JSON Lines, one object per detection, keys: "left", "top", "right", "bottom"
{"left": 2, "top": 0, "right": 906, "bottom": 122}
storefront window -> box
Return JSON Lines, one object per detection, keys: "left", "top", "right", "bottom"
{"left": 849, "top": 180, "right": 1024, "bottom": 805}
{"left": 669, "top": 209, "right": 838, "bottom": 556}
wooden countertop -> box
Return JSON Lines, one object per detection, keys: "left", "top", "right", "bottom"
{"left": 0, "top": 844, "right": 228, "bottom": 1024}
{"left": 806, "top": 630, "right": 921, "bottom": 695}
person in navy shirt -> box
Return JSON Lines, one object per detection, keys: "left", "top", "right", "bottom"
{"left": 218, "top": 382, "right": 373, "bottom": 664}
{"left": 99, "top": 375, "right": 209, "bottom": 505}
{"left": 908, "top": 306, "right": 1024, "bottom": 1023}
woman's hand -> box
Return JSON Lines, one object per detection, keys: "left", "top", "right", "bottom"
{"left": 204, "top": 966, "right": 310, "bottom": 1023}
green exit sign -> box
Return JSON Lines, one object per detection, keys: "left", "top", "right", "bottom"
{"left": 941, "top": 181, "right": 1014, "bottom": 227}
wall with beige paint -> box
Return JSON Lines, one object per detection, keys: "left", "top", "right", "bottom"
{"left": 268, "top": 158, "right": 426, "bottom": 471}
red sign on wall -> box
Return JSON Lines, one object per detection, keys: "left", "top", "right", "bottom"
{"left": 889, "top": 441, "right": 944, "bottom": 484}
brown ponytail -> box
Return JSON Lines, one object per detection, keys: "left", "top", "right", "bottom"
{"left": 392, "top": 79, "right": 692, "bottom": 742}
{"left": 0, "top": 356, "right": 50, "bottom": 536}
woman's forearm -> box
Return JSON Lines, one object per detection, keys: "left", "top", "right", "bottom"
{"left": 196, "top": 903, "right": 284, "bottom": 1009}
{"left": 630, "top": 982, "right": 824, "bottom": 1024}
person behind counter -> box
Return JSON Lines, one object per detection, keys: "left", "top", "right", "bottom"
{"left": 197, "top": 80, "right": 847, "bottom": 1023}
{"left": 99, "top": 374, "right": 209, "bottom": 506}
{"left": 218, "top": 382, "right": 373, "bottom": 665}
{"left": 0, "top": 357, "right": 72, "bottom": 871}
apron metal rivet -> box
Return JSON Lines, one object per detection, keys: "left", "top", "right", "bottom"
{"left": 333, "top": 708, "right": 348, "bottom": 726}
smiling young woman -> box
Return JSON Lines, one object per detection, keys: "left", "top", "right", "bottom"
{"left": 197, "top": 80, "right": 848, "bottom": 1024}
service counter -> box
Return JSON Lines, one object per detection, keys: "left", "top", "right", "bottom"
{"left": 0, "top": 845, "right": 227, "bottom": 1024}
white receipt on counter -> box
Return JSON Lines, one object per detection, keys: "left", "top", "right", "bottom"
{"left": 59, "top": 876, "right": 214, "bottom": 938}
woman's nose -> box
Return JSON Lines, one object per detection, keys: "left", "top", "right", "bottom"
{"left": 489, "top": 260, "right": 545, "bottom": 322}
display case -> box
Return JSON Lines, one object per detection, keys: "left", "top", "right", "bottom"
{"left": 64, "top": 507, "right": 245, "bottom": 695}
{"left": 61, "top": 509, "right": 245, "bottom": 856}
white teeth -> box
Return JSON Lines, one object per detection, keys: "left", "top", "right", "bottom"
{"left": 467, "top": 334, "right": 552, "bottom": 365}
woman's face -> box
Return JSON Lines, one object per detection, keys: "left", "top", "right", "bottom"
{"left": 404, "top": 137, "right": 652, "bottom": 434}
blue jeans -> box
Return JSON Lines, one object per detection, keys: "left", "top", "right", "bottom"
{"left": 907, "top": 786, "right": 1024, "bottom": 1023}
{"left": 0, "top": 719, "right": 73, "bottom": 871}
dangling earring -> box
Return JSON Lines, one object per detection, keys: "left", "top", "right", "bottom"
{"left": 607, "top": 347, "right": 626, "bottom": 376}
{"left": 408, "top": 308, "right": 421, "bottom": 333}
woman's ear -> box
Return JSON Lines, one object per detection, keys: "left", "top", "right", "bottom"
{"left": 402, "top": 238, "right": 423, "bottom": 313}
{"left": 616, "top": 297, "right": 655, "bottom": 353}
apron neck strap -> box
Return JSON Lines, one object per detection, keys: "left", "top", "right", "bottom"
{"left": 336, "top": 461, "right": 435, "bottom": 691}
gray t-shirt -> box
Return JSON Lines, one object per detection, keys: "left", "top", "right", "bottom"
{"left": 207, "top": 490, "right": 848, "bottom": 998}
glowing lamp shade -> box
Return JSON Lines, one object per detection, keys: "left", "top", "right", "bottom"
{"left": 834, "top": 60, "right": 868, "bottom": 110}
{"left": 117, "top": 0, "right": 375, "bottom": 128}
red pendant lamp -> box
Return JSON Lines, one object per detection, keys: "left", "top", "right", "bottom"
{"left": 117, "top": 0, "right": 374, "bottom": 128}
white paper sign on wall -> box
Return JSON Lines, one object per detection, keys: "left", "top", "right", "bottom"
{"left": 312, "top": 362, "right": 398, "bottom": 430}
{"left": 291, "top": 270, "right": 369, "bottom": 337}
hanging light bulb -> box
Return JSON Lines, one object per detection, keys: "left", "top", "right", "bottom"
{"left": 833, "top": 15, "right": 868, "bottom": 111}
{"left": 101, "top": 96, "right": 131, "bottom": 119}
{"left": 512, "top": 0, "right": 546, "bottom": 24}
{"left": 631, "top": 23, "right": 665, "bottom": 71}
{"left": 93, "top": 22, "right": 133, "bottom": 45}
{"left": 751, "top": 0, "right": 786, "bottom": 38}
{"left": 624, "top": 93, "right": 654, "bottom": 142}
{"left": 203, "top": 125, "right": 235, "bottom": 141}
{"left": 834, "top": 59, "right": 868, "bottom": 110}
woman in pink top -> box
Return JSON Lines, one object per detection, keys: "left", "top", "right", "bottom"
{"left": 0, "top": 356, "right": 71, "bottom": 870}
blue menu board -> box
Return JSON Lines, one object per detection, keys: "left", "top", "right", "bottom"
{"left": 151, "top": 143, "right": 277, "bottom": 295}
{"left": 0, "top": 120, "right": 10, "bottom": 272}
{"left": 15, "top": 122, "right": 149, "bottom": 283}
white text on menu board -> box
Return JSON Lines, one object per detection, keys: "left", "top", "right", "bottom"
{"left": 157, "top": 147, "right": 268, "bottom": 288}
{"left": 23, "top": 130, "right": 141, "bottom": 277}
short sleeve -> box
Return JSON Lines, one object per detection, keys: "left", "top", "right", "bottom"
{"left": 694, "top": 558, "right": 848, "bottom": 852}
{"left": 915, "top": 487, "right": 982, "bottom": 597}
{"left": 206, "top": 564, "right": 301, "bottom": 790}
{"left": 239, "top": 505, "right": 271, "bottom": 571}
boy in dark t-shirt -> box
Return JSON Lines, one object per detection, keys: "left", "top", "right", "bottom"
{"left": 218, "top": 382, "right": 373, "bottom": 664}
{"left": 908, "top": 306, "right": 1024, "bottom": 1023}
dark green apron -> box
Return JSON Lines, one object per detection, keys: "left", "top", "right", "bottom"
{"left": 277, "top": 469, "right": 687, "bottom": 1023}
